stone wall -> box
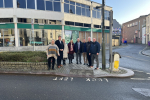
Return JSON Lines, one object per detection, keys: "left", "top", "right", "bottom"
{"left": 0, "top": 62, "right": 48, "bottom": 71}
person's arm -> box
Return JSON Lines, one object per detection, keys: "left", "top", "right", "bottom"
{"left": 89, "top": 44, "right": 92, "bottom": 55}
{"left": 56, "top": 46, "right": 60, "bottom": 56}
{"left": 97, "top": 42, "right": 100, "bottom": 54}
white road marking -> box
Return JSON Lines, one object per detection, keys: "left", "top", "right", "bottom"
{"left": 86, "top": 78, "right": 90, "bottom": 81}
{"left": 132, "top": 70, "right": 143, "bottom": 72}
{"left": 92, "top": 78, "right": 96, "bottom": 81}
{"left": 147, "top": 73, "right": 150, "bottom": 75}
{"left": 98, "top": 78, "right": 102, "bottom": 81}
{"left": 71, "top": 77, "right": 73, "bottom": 81}
{"left": 131, "top": 78, "right": 150, "bottom": 80}
{"left": 64, "top": 77, "right": 68, "bottom": 81}
{"left": 148, "top": 77, "right": 150, "bottom": 79}
{"left": 59, "top": 77, "right": 63, "bottom": 80}
{"left": 104, "top": 78, "right": 108, "bottom": 82}
{"left": 53, "top": 77, "right": 57, "bottom": 80}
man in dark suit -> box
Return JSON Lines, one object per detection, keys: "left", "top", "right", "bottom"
{"left": 74, "top": 38, "right": 82, "bottom": 64}
{"left": 55, "top": 36, "right": 64, "bottom": 68}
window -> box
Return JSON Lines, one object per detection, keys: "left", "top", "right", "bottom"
{"left": 70, "top": 5, "right": 75, "bottom": 14}
{"left": 76, "top": 3, "right": 81, "bottom": 15}
{"left": 0, "top": 18, "right": 13, "bottom": 23}
{"left": 46, "top": 1, "right": 53, "bottom": 11}
{"left": 106, "top": 26, "right": 110, "bottom": 29}
{"left": 5, "top": 0, "right": 13, "bottom": 8}
{"left": 18, "top": 18, "right": 31, "bottom": 23}
{"left": 50, "top": 33, "right": 53, "bottom": 38}
{"left": 64, "top": 3, "right": 69, "bottom": 13}
{"left": 27, "top": 0, "right": 35, "bottom": 9}
{"left": 92, "top": 10, "right": 96, "bottom": 18}
{"left": 75, "top": 22, "right": 83, "bottom": 27}
{"left": 0, "top": 0, "right": 3, "bottom": 8}
{"left": 64, "top": 0, "right": 69, "bottom": 3}
{"left": 17, "top": 0, "right": 26, "bottom": 8}
{"left": 97, "top": 9, "right": 101, "bottom": 19}
{"left": 94, "top": 25, "right": 100, "bottom": 28}
{"left": 37, "top": 0, "right": 45, "bottom": 10}
{"left": 65, "top": 21, "right": 74, "bottom": 26}
{"left": 54, "top": 2, "right": 61, "bottom": 12}
{"left": 105, "top": 10, "right": 110, "bottom": 20}
{"left": 82, "top": 8, "right": 86, "bottom": 16}
{"left": 86, "top": 8, "right": 90, "bottom": 17}
{"left": 84, "top": 23, "right": 91, "bottom": 27}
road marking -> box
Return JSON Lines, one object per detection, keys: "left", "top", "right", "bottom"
{"left": 92, "top": 78, "right": 96, "bottom": 81}
{"left": 64, "top": 77, "right": 68, "bottom": 81}
{"left": 104, "top": 78, "right": 108, "bottom": 82}
{"left": 132, "top": 70, "right": 143, "bottom": 72}
{"left": 71, "top": 77, "right": 73, "bottom": 81}
{"left": 86, "top": 78, "right": 90, "bottom": 81}
{"left": 122, "top": 55, "right": 149, "bottom": 62}
{"left": 98, "top": 78, "right": 102, "bottom": 81}
{"left": 147, "top": 73, "right": 150, "bottom": 75}
{"left": 131, "top": 78, "right": 150, "bottom": 80}
{"left": 53, "top": 77, "right": 57, "bottom": 80}
{"left": 59, "top": 77, "right": 63, "bottom": 80}
{"left": 148, "top": 77, "right": 150, "bottom": 78}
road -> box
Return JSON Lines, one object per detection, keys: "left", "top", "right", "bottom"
{"left": 0, "top": 44, "right": 150, "bottom": 100}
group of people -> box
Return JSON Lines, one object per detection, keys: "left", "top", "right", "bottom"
{"left": 46, "top": 36, "right": 100, "bottom": 70}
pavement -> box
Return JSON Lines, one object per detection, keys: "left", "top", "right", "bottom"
{"left": 141, "top": 46, "right": 150, "bottom": 56}
{"left": 0, "top": 44, "right": 134, "bottom": 78}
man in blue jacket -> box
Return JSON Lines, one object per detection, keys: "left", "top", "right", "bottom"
{"left": 89, "top": 38, "right": 100, "bottom": 70}
{"left": 74, "top": 38, "right": 82, "bottom": 64}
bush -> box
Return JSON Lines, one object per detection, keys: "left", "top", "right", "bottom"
{"left": 0, "top": 51, "right": 47, "bottom": 62}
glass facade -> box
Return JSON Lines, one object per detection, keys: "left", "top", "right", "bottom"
{"left": 0, "top": 0, "right": 13, "bottom": 8}
{"left": 0, "top": 29, "right": 15, "bottom": 47}
{"left": 54, "top": 2, "right": 61, "bottom": 12}
{"left": 105, "top": 10, "right": 110, "bottom": 20}
{"left": 93, "top": 8, "right": 101, "bottom": 19}
{"left": 46, "top": 1, "right": 53, "bottom": 11}
{"left": 17, "top": 0, "right": 26, "bottom": 8}
{"left": 19, "top": 29, "right": 62, "bottom": 46}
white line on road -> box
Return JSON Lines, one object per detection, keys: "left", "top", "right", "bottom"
{"left": 104, "top": 78, "right": 108, "bottom": 82}
{"left": 98, "top": 78, "right": 102, "bottom": 81}
{"left": 131, "top": 78, "right": 150, "bottom": 80}
{"left": 132, "top": 70, "right": 143, "bottom": 73}
{"left": 147, "top": 73, "right": 150, "bottom": 75}
{"left": 53, "top": 77, "right": 57, "bottom": 80}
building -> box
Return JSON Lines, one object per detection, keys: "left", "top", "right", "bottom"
{"left": 146, "top": 14, "right": 150, "bottom": 44}
{"left": 112, "top": 19, "right": 121, "bottom": 46}
{"left": 122, "top": 15, "right": 147, "bottom": 44}
{"left": 0, "top": 0, "right": 112, "bottom": 51}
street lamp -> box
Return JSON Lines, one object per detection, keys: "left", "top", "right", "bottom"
{"left": 96, "top": 0, "right": 106, "bottom": 70}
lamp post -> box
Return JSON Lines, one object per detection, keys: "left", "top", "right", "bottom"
{"left": 96, "top": 0, "right": 106, "bottom": 70}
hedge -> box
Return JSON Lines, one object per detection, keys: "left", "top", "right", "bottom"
{"left": 0, "top": 51, "right": 47, "bottom": 62}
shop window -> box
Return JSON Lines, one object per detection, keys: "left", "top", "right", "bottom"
{"left": 54, "top": 2, "right": 61, "bottom": 12}
{"left": 4, "top": 0, "right": 13, "bottom": 8}
{"left": 94, "top": 25, "right": 100, "bottom": 28}
{"left": 49, "top": 20, "right": 56, "bottom": 24}
{"left": 106, "top": 26, "right": 110, "bottom": 29}
{"left": 17, "top": 0, "right": 26, "bottom": 8}
{"left": 65, "top": 21, "right": 74, "bottom": 26}
{"left": 75, "top": 22, "right": 83, "bottom": 27}
{"left": 0, "top": 0, "right": 3, "bottom": 8}
{"left": 46, "top": 1, "right": 53, "bottom": 11}
{"left": 84, "top": 24, "right": 91, "bottom": 27}
{"left": 18, "top": 18, "right": 31, "bottom": 23}
{"left": 0, "top": 18, "right": 13, "bottom": 23}
{"left": 27, "top": 0, "right": 35, "bottom": 9}
{"left": 37, "top": 0, "right": 45, "bottom": 10}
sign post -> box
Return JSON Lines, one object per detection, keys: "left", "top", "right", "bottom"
{"left": 31, "top": 19, "right": 35, "bottom": 51}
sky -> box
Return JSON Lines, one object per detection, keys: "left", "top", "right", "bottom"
{"left": 93, "top": 0, "right": 150, "bottom": 24}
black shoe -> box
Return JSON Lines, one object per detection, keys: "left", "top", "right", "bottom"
{"left": 84, "top": 63, "right": 85, "bottom": 65}
{"left": 63, "top": 63, "right": 66, "bottom": 65}
{"left": 76, "top": 62, "right": 78, "bottom": 64}
{"left": 80, "top": 62, "right": 82, "bottom": 64}
{"left": 52, "top": 68, "right": 55, "bottom": 70}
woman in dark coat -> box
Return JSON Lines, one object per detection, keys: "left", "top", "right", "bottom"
{"left": 68, "top": 40, "right": 74, "bottom": 64}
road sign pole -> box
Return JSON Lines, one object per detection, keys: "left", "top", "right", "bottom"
{"left": 109, "top": 10, "right": 113, "bottom": 73}
{"left": 31, "top": 19, "right": 35, "bottom": 51}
